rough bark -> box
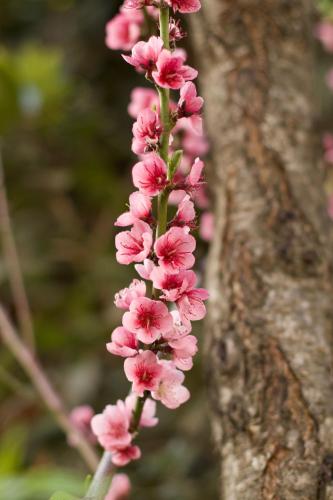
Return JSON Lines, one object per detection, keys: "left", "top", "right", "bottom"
{"left": 192, "top": 1, "right": 333, "bottom": 498}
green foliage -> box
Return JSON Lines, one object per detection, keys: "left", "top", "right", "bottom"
{"left": 49, "top": 492, "right": 78, "bottom": 500}
{"left": 318, "top": 0, "right": 333, "bottom": 17}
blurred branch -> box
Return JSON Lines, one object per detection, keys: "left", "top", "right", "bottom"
{"left": 0, "top": 365, "right": 34, "bottom": 400}
{"left": 0, "top": 303, "right": 99, "bottom": 472}
{"left": 0, "top": 144, "right": 35, "bottom": 352}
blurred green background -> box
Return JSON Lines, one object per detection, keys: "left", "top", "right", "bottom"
{"left": 0, "top": 1, "right": 218, "bottom": 499}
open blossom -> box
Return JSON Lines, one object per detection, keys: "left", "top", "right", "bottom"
{"left": 151, "top": 360, "right": 190, "bottom": 409}
{"left": 124, "top": 0, "right": 154, "bottom": 8}
{"left": 115, "top": 191, "right": 152, "bottom": 227}
{"left": 132, "top": 153, "right": 168, "bottom": 196}
{"left": 115, "top": 220, "right": 153, "bottom": 265}
{"left": 132, "top": 108, "right": 162, "bottom": 154}
{"left": 107, "top": 327, "right": 138, "bottom": 358}
{"left": 177, "top": 287, "right": 209, "bottom": 327}
{"left": 166, "top": 0, "right": 201, "bottom": 14}
{"left": 168, "top": 334, "right": 198, "bottom": 371}
{"left": 105, "top": 473, "right": 131, "bottom": 500}
{"left": 91, "top": 401, "right": 132, "bottom": 451}
{"left": 150, "top": 267, "right": 196, "bottom": 302}
{"left": 128, "top": 87, "right": 159, "bottom": 118}
{"left": 123, "top": 297, "right": 173, "bottom": 343}
{"left": 155, "top": 226, "right": 196, "bottom": 273}
{"left": 125, "top": 393, "right": 158, "bottom": 427}
{"left": 106, "top": 9, "right": 143, "bottom": 51}
{"left": 152, "top": 49, "right": 198, "bottom": 89}
{"left": 124, "top": 350, "right": 163, "bottom": 395}
{"left": 69, "top": 405, "right": 96, "bottom": 446}
{"left": 182, "top": 124, "right": 209, "bottom": 157}
{"left": 177, "top": 82, "right": 203, "bottom": 134}
{"left": 115, "top": 279, "right": 146, "bottom": 309}
{"left": 123, "top": 36, "right": 163, "bottom": 74}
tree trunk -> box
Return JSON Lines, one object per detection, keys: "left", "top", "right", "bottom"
{"left": 192, "top": 1, "right": 333, "bottom": 498}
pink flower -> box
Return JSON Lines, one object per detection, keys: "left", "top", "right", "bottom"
{"left": 124, "top": 350, "right": 163, "bottom": 395}
{"left": 115, "top": 220, "right": 153, "bottom": 265}
{"left": 124, "top": 0, "right": 154, "bottom": 8}
{"left": 123, "top": 36, "right": 163, "bottom": 74}
{"left": 152, "top": 50, "right": 198, "bottom": 90}
{"left": 132, "top": 153, "right": 168, "bottom": 196}
{"left": 323, "top": 133, "right": 333, "bottom": 164}
{"left": 115, "top": 191, "right": 152, "bottom": 227}
{"left": 69, "top": 405, "right": 96, "bottom": 446}
{"left": 168, "top": 334, "right": 198, "bottom": 371}
{"left": 105, "top": 9, "right": 143, "bottom": 51}
{"left": 91, "top": 401, "right": 132, "bottom": 451}
{"left": 114, "top": 279, "right": 146, "bottom": 309}
{"left": 199, "top": 212, "right": 214, "bottom": 241}
{"left": 123, "top": 297, "right": 173, "bottom": 343}
{"left": 154, "top": 226, "right": 196, "bottom": 273}
{"left": 316, "top": 22, "right": 333, "bottom": 53}
{"left": 105, "top": 473, "right": 131, "bottom": 500}
{"left": 172, "top": 194, "right": 195, "bottom": 226}
{"left": 151, "top": 360, "right": 190, "bottom": 409}
{"left": 132, "top": 108, "right": 162, "bottom": 154}
{"left": 128, "top": 87, "right": 159, "bottom": 119}
{"left": 106, "top": 327, "right": 138, "bottom": 358}
{"left": 177, "top": 287, "right": 209, "bottom": 327}
{"left": 169, "top": 18, "right": 186, "bottom": 42}
{"left": 112, "top": 445, "right": 141, "bottom": 467}
{"left": 166, "top": 0, "right": 201, "bottom": 14}
{"left": 182, "top": 125, "right": 209, "bottom": 157}
{"left": 125, "top": 393, "right": 158, "bottom": 427}
{"left": 178, "top": 82, "right": 203, "bottom": 115}
{"left": 150, "top": 267, "right": 196, "bottom": 302}
{"left": 135, "top": 258, "right": 155, "bottom": 280}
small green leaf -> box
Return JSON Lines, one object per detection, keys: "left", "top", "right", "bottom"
{"left": 168, "top": 149, "right": 183, "bottom": 180}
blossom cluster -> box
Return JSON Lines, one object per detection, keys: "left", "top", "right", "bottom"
{"left": 70, "top": 1, "right": 210, "bottom": 496}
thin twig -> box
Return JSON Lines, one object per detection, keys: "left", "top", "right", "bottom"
{"left": 84, "top": 451, "right": 113, "bottom": 500}
{"left": 0, "top": 364, "right": 34, "bottom": 400}
{"left": 0, "top": 303, "right": 99, "bottom": 472}
{"left": 0, "top": 144, "right": 35, "bottom": 352}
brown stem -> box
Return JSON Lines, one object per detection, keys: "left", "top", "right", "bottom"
{"left": 0, "top": 145, "right": 35, "bottom": 352}
{"left": 0, "top": 303, "right": 99, "bottom": 472}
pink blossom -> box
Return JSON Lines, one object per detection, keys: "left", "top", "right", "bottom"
{"left": 115, "top": 191, "right": 152, "bottom": 227}
{"left": 150, "top": 267, "right": 196, "bottom": 302}
{"left": 91, "top": 401, "right": 132, "bottom": 451}
{"left": 106, "top": 327, "right": 138, "bottom": 358}
{"left": 132, "top": 108, "right": 162, "bottom": 154}
{"left": 182, "top": 126, "right": 209, "bottom": 157}
{"left": 114, "top": 279, "right": 146, "bottom": 309}
{"left": 124, "top": 350, "right": 163, "bottom": 395}
{"left": 151, "top": 360, "right": 190, "bottom": 409}
{"left": 177, "top": 287, "right": 209, "bottom": 327}
{"left": 123, "top": 297, "right": 173, "bottom": 343}
{"left": 199, "top": 212, "right": 214, "bottom": 241}
{"left": 169, "top": 18, "right": 186, "bottom": 42}
{"left": 132, "top": 153, "right": 168, "bottom": 196}
{"left": 172, "top": 194, "right": 196, "bottom": 226}
{"left": 124, "top": 0, "right": 154, "bottom": 8}
{"left": 154, "top": 226, "right": 196, "bottom": 273}
{"left": 152, "top": 50, "right": 198, "bottom": 90}
{"left": 323, "top": 133, "right": 333, "bottom": 164}
{"left": 115, "top": 220, "right": 153, "bottom": 265}
{"left": 315, "top": 22, "right": 333, "bottom": 53}
{"left": 112, "top": 445, "right": 141, "bottom": 467}
{"left": 69, "top": 405, "right": 96, "bottom": 446}
{"left": 135, "top": 258, "right": 155, "bottom": 280}
{"left": 125, "top": 393, "right": 158, "bottom": 427}
{"left": 105, "top": 9, "right": 143, "bottom": 51}
{"left": 105, "top": 473, "right": 131, "bottom": 500}
{"left": 128, "top": 87, "right": 159, "bottom": 118}
{"left": 192, "top": 185, "right": 210, "bottom": 209}
{"left": 123, "top": 36, "right": 163, "bottom": 74}
{"left": 178, "top": 82, "right": 203, "bottom": 115}
{"left": 168, "top": 334, "right": 198, "bottom": 371}
{"left": 166, "top": 0, "right": 201, "bottom": 14}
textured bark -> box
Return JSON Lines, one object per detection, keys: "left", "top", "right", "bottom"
{"left": 192, "top": 1, "right": 333, "bottom": 499}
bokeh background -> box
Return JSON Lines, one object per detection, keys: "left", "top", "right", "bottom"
{"left": 1, "top": 0, "right": 333, "bottom": 499}
{"left": 0, "top": 1, "right": 217, "bottom": 499}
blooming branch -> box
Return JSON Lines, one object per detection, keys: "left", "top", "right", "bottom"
{"left": 83, "top": 1, "right": 209, "bottom": 497}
